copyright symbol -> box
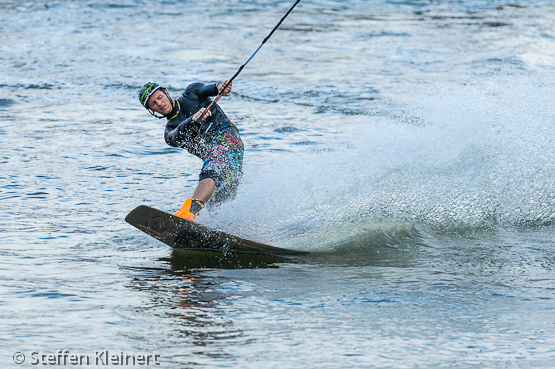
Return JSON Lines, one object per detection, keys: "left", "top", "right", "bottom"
{"left": 13, "top": 351, "right": 25, "bottom": 364}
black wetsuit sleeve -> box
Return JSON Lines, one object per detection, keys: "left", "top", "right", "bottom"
{"left": 164, "top": 117, "right": 195, "bottom": 148}
{"left": 188, "top": 82, "right": 219, "bottom": 101}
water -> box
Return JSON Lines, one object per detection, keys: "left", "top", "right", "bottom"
{"left": 2, "top": 0, "right": 555, "bottom": 367}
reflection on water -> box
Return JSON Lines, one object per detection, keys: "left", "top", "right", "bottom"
{"left": 124, "top": 263, "right": 248, "bottom": 366}
{"left": 164, "top": 249, "right": 289, "bottom": 269}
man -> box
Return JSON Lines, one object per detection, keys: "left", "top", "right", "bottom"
{"left": 138, "top": 80, "right": 243, "bottom": 221}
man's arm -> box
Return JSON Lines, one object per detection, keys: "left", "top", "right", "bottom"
{"left": 164, "top": 108, "right": 212, "bottom": 148}
{"left": 189, "top": 82, "right": 218, "bottom": 101}
{"left": 165, "top": 120, "right": 191, "bottom": 147}
{"left": 190, "top": 81, "right": 232, "bottom": 101}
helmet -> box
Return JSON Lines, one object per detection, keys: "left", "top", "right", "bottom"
{"left": 138, "top": 82, "right": 163, "bottom": 108}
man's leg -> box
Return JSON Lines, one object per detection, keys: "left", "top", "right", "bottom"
{"left": 192, "top": 178, "right": 215, "bottom": 204}
{"left": 175, "top": 127, "right": 243, "bottom": 220}
{"left": 174, "top": 178, "right": 215, "bottom": 220}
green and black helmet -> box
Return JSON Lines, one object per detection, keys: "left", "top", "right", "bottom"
{"left": 138, "top": 82, "right": 171, "bottom": 118}
{"left": 138, "top": 82, "right": 163, "bottom": 108}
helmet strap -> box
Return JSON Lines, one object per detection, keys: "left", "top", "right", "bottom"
{"left": 147, "top": 109, "right": 166, "bottom": 119}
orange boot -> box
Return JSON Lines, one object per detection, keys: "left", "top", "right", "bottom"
{"left": 175, "top": 198, "right": 204, "bottom": 221}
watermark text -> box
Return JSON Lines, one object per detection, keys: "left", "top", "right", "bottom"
{"left": 13, "top": 350, "right": 161, "bottom": 366}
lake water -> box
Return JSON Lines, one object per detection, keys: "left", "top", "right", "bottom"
{"left": 1, "top": 0, "right": 555, "bottom": 367}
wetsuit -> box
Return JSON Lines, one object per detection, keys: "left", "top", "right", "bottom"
{"left": 164, "top": 82, "right": 244, "bottom": 204}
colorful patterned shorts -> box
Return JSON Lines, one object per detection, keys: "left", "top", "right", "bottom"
{"left": 199, "top": 126, "right": 244, "bottom": 204}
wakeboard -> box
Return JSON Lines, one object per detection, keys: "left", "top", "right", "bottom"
{"left": 125, "top": 205, "right": 308, "bottom": 256}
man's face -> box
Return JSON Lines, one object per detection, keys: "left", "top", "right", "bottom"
{"left": 147, "top": 90, "right": 172, "bottom": 115}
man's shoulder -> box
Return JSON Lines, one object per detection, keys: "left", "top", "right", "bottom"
{"left": 183, "top": 82, "right": 206, "bottom": 96}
